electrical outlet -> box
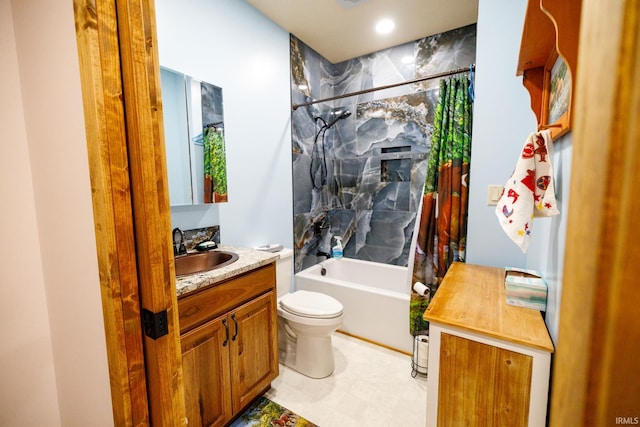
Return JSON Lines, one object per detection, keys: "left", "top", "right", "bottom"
{"left": 487, "top": 185, "right": 503, "bottom": 206}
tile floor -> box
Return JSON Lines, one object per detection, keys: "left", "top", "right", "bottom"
{"left": 265, "top": 332, "right": 428, "bottom": 426}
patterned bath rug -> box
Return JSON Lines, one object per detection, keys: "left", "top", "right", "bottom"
{"left": 230, "top": 396, "right": 318, "bottom": 427}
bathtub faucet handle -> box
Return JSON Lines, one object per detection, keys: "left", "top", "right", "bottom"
{"left": 314, "top": 217, "right": 330, "bottom": 235}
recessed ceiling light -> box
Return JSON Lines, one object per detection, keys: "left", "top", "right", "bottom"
{"left": 336, "top": 0, "right": 370, "bottom": 10}
{"left": 375, "top": 19, "right": 395, "bottom": 35}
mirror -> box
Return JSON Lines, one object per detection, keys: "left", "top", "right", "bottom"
{"left": 160, "top": 67, "right": 228, "bottom": 205}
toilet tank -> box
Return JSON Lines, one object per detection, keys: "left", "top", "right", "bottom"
{"left": 275, "top": 248, "right": 294, "bottom": 297}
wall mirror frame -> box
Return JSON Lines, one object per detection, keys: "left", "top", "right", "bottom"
{"left": 160, "top": 67, "right": 228, "bottom": 206}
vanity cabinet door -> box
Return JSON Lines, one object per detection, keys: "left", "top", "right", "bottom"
{"left": 181, "top": 314, "right": 232, "bottom": 427}
{"left": 229, "top": 291, "right": 279, "bottom": 413}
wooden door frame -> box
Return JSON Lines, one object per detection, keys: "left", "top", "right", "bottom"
{"left": 73, "top": 0, "right": 185, "bottom": 425}
{"left": 550, "top": 0, "right": 640, "bottom": 424}
{"left": 73, "top": 0, "right": 638, "bottom": 424}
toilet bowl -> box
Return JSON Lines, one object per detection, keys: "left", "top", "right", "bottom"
{"left": 278, "top": 290, "right": 344, "bottom": 378}
{"left": 275, "top": 250, "right": 344, "bottom": 378}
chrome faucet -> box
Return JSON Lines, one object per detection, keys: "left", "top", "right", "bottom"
{"left": 172, "top": 228, "right": 187, "bottom": 256}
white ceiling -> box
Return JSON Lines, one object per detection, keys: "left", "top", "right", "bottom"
{"left": 246, "top": 0, "right": 479, "bottom": 64}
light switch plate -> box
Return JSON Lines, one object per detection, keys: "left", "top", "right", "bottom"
{"left": 487, "top": 185, "right": 503, "bottom": 206}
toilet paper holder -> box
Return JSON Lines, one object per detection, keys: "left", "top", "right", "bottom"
{"left": 411, "top": 334, "right": 429, "bottom": 378}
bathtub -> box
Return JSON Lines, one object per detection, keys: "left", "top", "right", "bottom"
{"left": 294, "top": 257, "right": 413, "bottom": 354}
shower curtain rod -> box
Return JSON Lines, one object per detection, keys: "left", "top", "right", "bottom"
{"left": 291, "top": 64, "right": 475, "bottom": 110}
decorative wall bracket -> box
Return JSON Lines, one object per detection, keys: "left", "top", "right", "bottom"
{"left": 517, "top": 0, "right": 582, "bottom": 140}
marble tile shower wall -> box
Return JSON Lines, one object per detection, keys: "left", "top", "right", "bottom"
{"left": 290, "top": 25, "right": 476, "bottom": 272}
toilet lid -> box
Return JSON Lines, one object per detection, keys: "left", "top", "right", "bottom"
{"left": 279, "top": 290, "right": 343, "bottom": 319}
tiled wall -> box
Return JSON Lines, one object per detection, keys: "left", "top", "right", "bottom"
{"left": 181, "top": 226, "right": 220, "bottom": 251}
{"left": 290, "top": 25, "right": 476, "bottom": 272}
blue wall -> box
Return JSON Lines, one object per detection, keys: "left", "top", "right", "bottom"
{"left": 526, "top": 134, "right": 572, "bottom": 343}
{"left": 156, "top": 0, "right": 294, "bottom": 250}
{"left": 468, "top": 0, "right": 571, "bottom": 344}
{"left": 466, "top": 0, "right": 535, "bottom": 268}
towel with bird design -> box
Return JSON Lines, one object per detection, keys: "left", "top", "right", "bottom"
{"left": 495, "top": 130, "right": 559, "bottom": 253}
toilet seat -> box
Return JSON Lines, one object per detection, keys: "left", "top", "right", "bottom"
{"left": 279, "top": 290, "right": 343, "bottom": 319}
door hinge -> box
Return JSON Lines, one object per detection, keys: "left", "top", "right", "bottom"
{"left": 143, "top": 308, "right": 169, "bottom": 340}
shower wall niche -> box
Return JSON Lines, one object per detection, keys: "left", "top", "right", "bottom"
{"left": 290, "top": 25, "right": 476, "bottom": 272}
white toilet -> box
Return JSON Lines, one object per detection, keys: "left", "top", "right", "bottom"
{"left": 276, "top": 249, "right": 344, "bottom": 378}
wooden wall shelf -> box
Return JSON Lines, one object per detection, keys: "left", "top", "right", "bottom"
{"left": 517, "top": 0, "right": 582, "bottom": 140}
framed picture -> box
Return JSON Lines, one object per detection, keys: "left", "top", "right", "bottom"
{"left": 541, "top": 50, "right": 571, "bottom": 139}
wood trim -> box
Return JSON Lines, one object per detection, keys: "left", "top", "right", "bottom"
{"left": 540, "top": 0, "right": 582, "bottom": 74}
{"left": 550, "top": 0, "right": 640, "bottom": 425}
{"left": 74, "top": 0, "right": 186, "bottom": 424}
{"left": 72, "top": 1, "right": 150, "bottom": 425}
{"left": 114, "top": 0, "right": 186, "bottom": 425}
{"left": 336, "top": 330, "right": 412, "bottom": 356}
{"left": 517, "top": 0, "right": 556, "bottom": 75}
{"left": 518, "top": 0, "right": 581, "bottom": 138}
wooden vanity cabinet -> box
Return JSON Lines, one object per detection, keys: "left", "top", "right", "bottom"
{"left": 178, "top": 263, "right": 278, "bottom": 427}
{"left": 424, "top": 263, "right": 554, "bottom": 427}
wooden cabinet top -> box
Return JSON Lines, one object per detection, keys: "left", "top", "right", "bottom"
{"left": 424, "top": 263, "right": 554, "bottom": 352}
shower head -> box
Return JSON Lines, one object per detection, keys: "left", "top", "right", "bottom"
{"left": 325, "top": 110, "right": 352, "bottom": 129}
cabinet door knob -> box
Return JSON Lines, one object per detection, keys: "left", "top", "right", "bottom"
{"left": 231, "top": 314, "right": 238, "bottom": 341}
{"left": 222, "top": 318, "right": 229, "bottom": 347}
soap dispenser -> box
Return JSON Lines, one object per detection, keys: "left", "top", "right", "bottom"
{"left": 331, "top": 236, "right": 343, "bottom": 259}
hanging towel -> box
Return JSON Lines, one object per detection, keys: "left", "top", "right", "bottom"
{"left": 495, "top": 130, "right": 560, "bottom": 253}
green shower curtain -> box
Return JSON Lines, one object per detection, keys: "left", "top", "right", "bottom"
{"left": 410, "top": 75, "right": 473, "bottom": 336}
{"left": 203, "top": 125, "right": 228, "bottom": 203}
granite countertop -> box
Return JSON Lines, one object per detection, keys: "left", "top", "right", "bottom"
{"left": 175, "top": 245, "right": 279, "bottom": 297}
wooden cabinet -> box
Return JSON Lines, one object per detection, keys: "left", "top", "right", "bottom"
{"left": 181, "top": 312, "right": 232, "bottom": 426}
{"left": 178, "top": 263, "right": 278, "bottom": 427}
{"left": 424, "top": 263, "right": 554, "bottom": 427}
{"left": 229, "top": 293, "right": 278, "bottom": 413}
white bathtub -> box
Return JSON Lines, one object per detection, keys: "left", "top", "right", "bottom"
{"left": 294, "top": 257, "right": 413, "bottom": 354}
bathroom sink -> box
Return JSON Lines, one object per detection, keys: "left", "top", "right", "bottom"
{"left": 174, "top": 250, "right": 239, "bottom": 276}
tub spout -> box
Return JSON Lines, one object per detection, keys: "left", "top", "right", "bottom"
{"left": 316, "top": 250, "right": 331, "bottom": 260}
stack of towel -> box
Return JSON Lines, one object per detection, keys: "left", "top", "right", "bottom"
{"left": 495, "top": 130, "right": 560, "bottom": 253}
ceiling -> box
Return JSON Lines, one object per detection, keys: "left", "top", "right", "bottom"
{"left": 246, "top": 0, "right": 479, "bottom": 64}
